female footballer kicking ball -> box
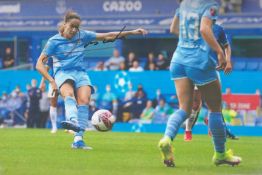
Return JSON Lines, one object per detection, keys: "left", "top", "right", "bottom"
{"left": 36, "top": 11, "right": 147, "bottom": 149}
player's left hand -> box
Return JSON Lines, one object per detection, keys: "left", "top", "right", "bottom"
{"left": 133, "top": 28, "right": 148, "bottom": 36}
{"left": 224, "top": 61, "right": 232, "bottom": 74}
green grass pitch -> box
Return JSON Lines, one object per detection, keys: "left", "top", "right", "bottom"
{"left": 0, "top": 129, "right": 262, "bottom": 175}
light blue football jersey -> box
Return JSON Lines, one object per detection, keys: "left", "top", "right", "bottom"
{"left": 171, "top": 0, "right": 219, "bottom": 69}
{"left": 42, "top": 30, "right": 96, "bottom": 75}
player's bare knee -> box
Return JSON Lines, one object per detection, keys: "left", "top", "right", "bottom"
{"left": 206, "top": 100, "right": 222, "bottom": 112}
{"left": 78, "top": 97, "right": 90, "bottom": 105}
{"left": 62, "top": 92, "right": 74, "bottom": 98}
{"left": 50, "top": 100, "right": 57, "bottom": 107}
{"left": 192, "top": 100, "right": 201, "bottom": 111}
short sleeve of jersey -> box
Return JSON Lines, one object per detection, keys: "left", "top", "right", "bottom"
{"left": 82, "top": 30, "right": 97, "bottom": 43}
{"left": 218, "top": 27, "right": 228, "bottom": 46}
{"left": 203, "top": 5, "right": 218, "bottom": 21}
{"left": 175, "top": 8, "right": 180, "bottom": 17}
{"left": 42, "top": 39, "right": 55, "bottom": 57}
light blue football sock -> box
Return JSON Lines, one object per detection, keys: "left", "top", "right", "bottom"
{"left": 208, "top": 112, "right": 226, "bottom": 153}
{"left": 75, "top": 105, "right": 89, "bottom": 137}
{"left": 64, "top": 96, "right": 78, "bottom": 121}
{"left": 164, "top": 109, "right": 188, "bottom": 140}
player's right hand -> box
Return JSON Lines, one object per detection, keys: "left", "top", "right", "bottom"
{"left": 133, "top": 28, "right": 148, "bottom": 36}
{"left": 224, "top": 61, "right": 232, "bottom": 74}
{"left": 216, "top": 51, "right": 226, "bottom": 71}
{"left": 50, "top": 80, "right": 59, "bottom": 97}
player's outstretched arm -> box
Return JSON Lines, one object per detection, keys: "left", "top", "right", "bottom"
{"left": 200, "top": 17, "right": 226, "bottom": 70}
{"left": 96, "top": 28, "right": 148, "bottom": 41}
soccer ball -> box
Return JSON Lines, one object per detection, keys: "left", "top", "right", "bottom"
{"left": 91, "top": 109, "right": 115, "bottom": 131}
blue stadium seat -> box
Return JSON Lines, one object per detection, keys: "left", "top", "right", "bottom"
{"left": 246, "top": 62, "right": 258, "bottom": 71}
{"left": 233, "top": 61, "right": 246, "bottom": 71}
{"left": 140, "top": 58, "right": 146, "bottom": 68}
{"left": 88, "top": 61, "right": 98, "bottom": 69}
{"left": 258, "top": 62, "right": 262, "bottom": 71}
{"left": 0, "top": 57, "right": 2, "bottom": 69}
{"left": 84, "top": 57, "right": 108, "bottom": 70}
{"left": 254, "top": 117, "right": 262, "bottom": 126}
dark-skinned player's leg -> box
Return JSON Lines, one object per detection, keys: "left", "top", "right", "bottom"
{"left": 184, "top": 88, "right": 201, "bottom": 141}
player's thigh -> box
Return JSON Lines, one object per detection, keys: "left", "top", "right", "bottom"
{"left": 49, "top": 96, "right": 58, "bottom": 107}
{"left": 175, "top": 78, "right": 194, "bottom": 114}
{"left": 55, "top": 70, "right": 75, "bottom": 90}
{"left": 76, "top": 85, "right": 92, "bottom": 105}
{"left": 60, "top": 81, "right": 75, "bottom": 98}
{"left": 170, "top": 63, "right": 194, "bottom": 114}
{"left": 192, "top": 88, "right": 202, "bottom": 111}
{"left": 197, "top": 80, "right": 222, "bottom": 112}
{"left": 73, "top": 71, "right": 95, "bottom": 104}
{"left": 74, "top": 71, "right": 94, "bottom": 91}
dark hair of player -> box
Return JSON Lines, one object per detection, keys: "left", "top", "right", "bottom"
{"left": 59, "top": 11, "right": 81, "bottom": 33}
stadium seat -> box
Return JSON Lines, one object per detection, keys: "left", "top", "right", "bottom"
{"left": 233, "top": 61, "right": 246, "bottom": 71}
{"left": 246, "top": 62, "right": 258, "bottom": 71}
{"left": 88, "top": 61, "right": 98, "bottom": 69}
{"left": 254, "top": 117, "right": 262, "bottom": 126}
{"left": 0, "top": 58, "right": 2, "bottom": 69}
{"left": 140, "top": 58, "right": 146, "bottom": 68}
{"left": 258, "top": 62, "right": 262, "bottom": 71}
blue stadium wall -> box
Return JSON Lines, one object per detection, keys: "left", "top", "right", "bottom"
{"left": 1, "top": 70, "right": 262, "bottom": 136}
{"left": 112, "top": 123, "right": 262, "bottom": 136}
{"left": 0, "top": 70, "right": 261, "bottom": 97}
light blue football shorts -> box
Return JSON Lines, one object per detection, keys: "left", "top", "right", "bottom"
{"left": 170, "top": 62, "right": 218, "bottom": 86}
{"left": 55, "top": 69, "right": 95, "bottom": 94}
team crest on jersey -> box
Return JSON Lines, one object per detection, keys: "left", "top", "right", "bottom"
{"left": 210, "top": 7, "right": 217, "bottom": 16}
